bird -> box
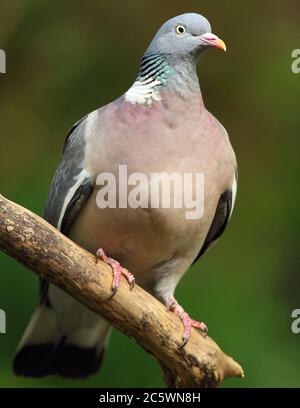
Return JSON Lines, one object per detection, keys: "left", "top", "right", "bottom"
{"left": 13, "top": 12, "right": 237, "bottom": 378}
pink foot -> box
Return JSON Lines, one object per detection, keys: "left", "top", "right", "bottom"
{"left": 96, "top": 248, "right": 135, "bottom": 295}
{"left": 167, "top": 297, "right": 208, "bottom": 347}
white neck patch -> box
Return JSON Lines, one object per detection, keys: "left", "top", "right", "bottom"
{"left": 125, "top": 77, "right": 162, "bottom": 105}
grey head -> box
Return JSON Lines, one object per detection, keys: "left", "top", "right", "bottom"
{"left": 145, "top": 13, "right": 226, "bottom": 60}
{"left": 126, "top": 13, "right": 226, "bottom": 103}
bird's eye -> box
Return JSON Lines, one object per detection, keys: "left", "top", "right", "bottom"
{"left": 176, "top": 25, "right": 186, "bottom": 35}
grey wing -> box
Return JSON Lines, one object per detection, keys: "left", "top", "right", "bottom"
{"left": 44, "top": 115, "right": 92, "bottom": 233}
{"left": 40, "top": 115, "right": 93, "bottom": 303}
{"left": 193, "top": 170, "right": 237, "bottom": 264}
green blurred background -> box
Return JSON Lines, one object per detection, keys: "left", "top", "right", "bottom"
{"left": 0, "top": 0, "right": 299, "bottom": 387}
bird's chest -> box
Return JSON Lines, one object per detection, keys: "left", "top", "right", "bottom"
{"left": 79, "top": 100, "right": 233, "bottom": 273}
{"left": 69, "top": 173, "right": 207, "bottom": 270}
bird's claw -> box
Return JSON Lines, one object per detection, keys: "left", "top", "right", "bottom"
{"left": 96, "top": 248, "right": 108, "bottom": 263}
{"left": 129, "top": 278, "right": 136, "bottom": 290}
{"left": 167, "top": 297, "right": 208, "bottom": 347}
{"left": 96, "top": 248, "right": 135, "bottom": 295}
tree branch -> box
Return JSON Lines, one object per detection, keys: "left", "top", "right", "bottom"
{"left": 0, "top": 194, "right": 244, "bottom": 387}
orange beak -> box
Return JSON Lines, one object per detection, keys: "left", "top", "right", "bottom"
{"left": 200, "top": 33, "right": 227, "bottom": 52}
{"left": 214, "top": 37, "right": 227, "bottom": 52}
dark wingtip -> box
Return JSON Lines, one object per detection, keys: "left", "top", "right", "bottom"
{"left": 55, "top": 344, "right": 105, "bottom": 379}
{"left": 13, "top": 344, "right": 56, "bottom": 378}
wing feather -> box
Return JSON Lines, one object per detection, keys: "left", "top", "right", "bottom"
{"left": 40, "top": 115, "right": 94, "bottom": 304}
{"left": 193, "top": 169, "right": 238, "bottom": 263}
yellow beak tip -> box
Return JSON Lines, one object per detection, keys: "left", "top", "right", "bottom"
{"left": 218, "top": 40, "right": 227, "bottom": 52}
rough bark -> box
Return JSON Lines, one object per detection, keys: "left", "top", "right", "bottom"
{"left": 0, "top": 194, "right": 244, "bottom": 387}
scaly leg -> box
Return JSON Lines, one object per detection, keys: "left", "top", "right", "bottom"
{"left": 167, "top": 296, "right": 208, "bottom": 347}
{"left": 96, "top": 248, "right": 135, "bottom": 295}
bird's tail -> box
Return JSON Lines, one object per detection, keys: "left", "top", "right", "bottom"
{"left": 13, "top": 286, "right": 111, "bottom": 378}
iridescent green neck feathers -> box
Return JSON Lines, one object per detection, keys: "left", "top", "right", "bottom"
{"left": 125, "top": 54, "right": 171, "bottom": 105}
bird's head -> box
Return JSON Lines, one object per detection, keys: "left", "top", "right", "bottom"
{"left": 126, "top": 13, "right": 226, "bottom": 104}
{"left": 145, "top": 13, "right": 226, "bottom": 61}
